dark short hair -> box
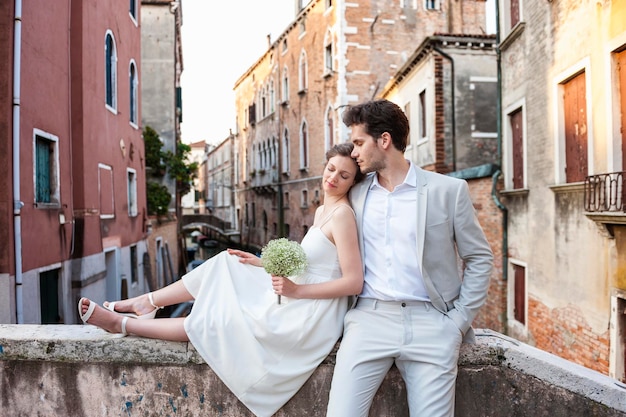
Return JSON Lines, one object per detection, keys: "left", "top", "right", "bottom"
{"left": 325, "top": 142, "right": 365, "bottom": 184}
{"left": 342, "top": 99, "right": 410, "bottom": 152}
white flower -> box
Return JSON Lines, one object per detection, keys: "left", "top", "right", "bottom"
{"left": 261, "top": 238, "right": 307, "bottom": 278}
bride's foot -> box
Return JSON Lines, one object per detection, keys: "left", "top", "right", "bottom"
{"left": 78, "top": 298, "right": 129, "bottom": 335}
{"left": 103, "top": 293, "right": 162, "bottom": 319}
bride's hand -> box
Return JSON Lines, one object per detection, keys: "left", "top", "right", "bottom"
{"left": 271, "top": 275, "right": 299, "bottom": 298}
{"left": 227, "top": 248, "right": 262, "bottom": 267}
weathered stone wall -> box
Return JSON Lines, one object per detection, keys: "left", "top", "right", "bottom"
{"left": 1, "top": 326, "right": 625, "bottom": 417}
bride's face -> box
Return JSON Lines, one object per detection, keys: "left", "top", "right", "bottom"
{"left": 322, "top": 155, "right": 358, "bottom": 197}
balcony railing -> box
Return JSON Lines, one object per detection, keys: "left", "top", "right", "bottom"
{"left": 584, "top": 171, "right": 625, "bottom": 213}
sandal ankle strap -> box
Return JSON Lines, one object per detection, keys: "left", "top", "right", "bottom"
{"left": 148, "top": 292, "right": 163, "bottom": 309}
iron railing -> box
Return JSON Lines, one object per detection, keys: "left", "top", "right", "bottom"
{"left": 584, "top": 171, "right": 626, "bottom": 212}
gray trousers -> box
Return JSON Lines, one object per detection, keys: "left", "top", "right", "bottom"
{"left": 326, "top": 298, "right": 462, "bottom": 417}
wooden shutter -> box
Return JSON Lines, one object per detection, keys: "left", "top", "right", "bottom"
{"left": 563, "top": 72, "right": 588, "bottom": 183}
{"left": 510, "top": 108, "right": 524, "bottom": 189}
{"left": 513, "top": 264, "right": 526, "bottom": 324}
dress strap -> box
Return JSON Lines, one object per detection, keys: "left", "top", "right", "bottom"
{"left": 317, "top": 204, "right": 355, "bottom": 228}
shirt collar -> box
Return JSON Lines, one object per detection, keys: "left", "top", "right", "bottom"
{"left": 369, "top": 160, "right": 417, "bottom": 190}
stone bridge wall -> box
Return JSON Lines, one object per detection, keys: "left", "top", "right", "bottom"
{"left": 1, "top": 326, "right": 625, "bottom": 417}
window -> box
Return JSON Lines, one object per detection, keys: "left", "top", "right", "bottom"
{"left": 282, "top": 39, "right": 288, "bottom": 53}
{"left": 509, "top": 0, "right": 520, "bottom": 27}
{"left": 105, "top": 31, "right": 117, "bottom": 110}
{"left": 299, "top": 50, "right": 308, "bottom": 93}
{"left": 325, "top": 0, "right": 333, "bottom": 9}
{"left": 509, "top": 107, "right": 524, "bottom": 189}
{"left": 284, "top": 191, "right": 290, "bottom": 208}
{"left": 418, "top": 89, "right": 427, "bottom": 140}
{"left": 129, "top": 0, "right": 137, "bottom": 22}
{"left": 299, "top": 19, "right": 306, "bottom": 36}
{"left": 324, "top": 30, "right": 333, "bottom": 74}
{"left": 300, "top": 121, "right": 309, "bottom": 169}
{"left": 269, "top": 79, "right": 275, "bottom": 114}
{"left": 130, "top": 245, "right": 138, "bottom": 284}
{"left": 282, "top": 128, "right": 290, "bottom": 173}
{"left": 425, "top": 0, "right": 440, "bottom": 10}
{"left": 40, "top": 268, "right": 60, "bottom": 324}
{"left": 512, "top": 263, "right": 526, "bottom": 325}
{"left": 261, "top": 85, "right": 267, "bottom": 118}
{"left": 282, "top": 67, "right": 289, "bottom": 103}
{"left": 325, "top": 106, "right": 335, "bottom": 151}
{"left": 502, "top": 0, "right": 522, "bottom": 33}
{"left": 98, "top": 163, "right": 115, "bottom": 218}
{"left": 127, "top": 168, "right": 138, "bottom": 216}
{"left": 301, "top": 189, "right": 308, "bottom": 208}
{"left": 562, "top": 71, "right": 588, "bottom": 183}
{"left": 34, "top": 129, "right": 60, "bottom": 206}
{"left": 249, "top": 103, "right": 256, "bottom": 125}
{"left": 615, "top": 48, "right": 626, "bottom": 170}
{"left": 470, "top": 78, "right": 498, "bottom": 137}
{"left": 129, "top": 60, "right": 138, "bottom": 126}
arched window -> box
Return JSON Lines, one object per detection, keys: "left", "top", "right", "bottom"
{"left": 129, "top": 60, "right": 138, "bottom": 125}
{"left": 300, "top": 120, "right": 309, "bottom": 169}
{"left": 325, "top": 106, "right": 334, "bottom": 150}
{"left": 271, "top": 137, "right": 278, "bottom": 171}
{"left": 298, "top": 50, "right": 308, "bottom": 92}
{"left": 105, "top": 31, "right": 117, "bottom": 110}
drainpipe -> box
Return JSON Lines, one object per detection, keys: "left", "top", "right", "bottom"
{"left": 12, "top": 0, "right": 24, "bottom": 323}
{"left": 433, "top": 44, "right": 457, "bottom": 172}
{"left": 492, "top": 0, "right": 508, "bottom": 282}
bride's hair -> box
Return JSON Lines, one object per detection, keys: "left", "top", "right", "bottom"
{"left": 325, "top": 143, "right": 365, "bottom": 184}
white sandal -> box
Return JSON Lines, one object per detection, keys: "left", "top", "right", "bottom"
{"left": 104, "top": 292, "right": 163, "bottom": 320}
{"left": 79, "top": 297, "right": 129, "bottom": 336}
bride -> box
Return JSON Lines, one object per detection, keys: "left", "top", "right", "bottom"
{"left": 78, "top": 142, "right": 364, "bottom": 417}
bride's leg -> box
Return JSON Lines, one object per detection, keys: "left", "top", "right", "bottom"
{"left": 124, "top": 317, "right": 189, "bottom": 341}
{"left": 105, "top": 280, "right": 193, "bottom": 316}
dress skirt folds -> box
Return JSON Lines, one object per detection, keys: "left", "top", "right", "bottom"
{"left": 183, "top": 227, "right": 347, "bottom": 417}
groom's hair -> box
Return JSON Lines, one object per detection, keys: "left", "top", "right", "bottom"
{"left": 342, "top": 99, "right": 410, "bottom": 152}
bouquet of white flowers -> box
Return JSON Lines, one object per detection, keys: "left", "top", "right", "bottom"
{"left": 261, "top": 238, "right": 307, "bottom": 304}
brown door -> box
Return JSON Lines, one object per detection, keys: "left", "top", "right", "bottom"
{"left": 617, "top": 49, "right": 626, "bottom": 170}
{"left": 563, "top": 72, "right": 588, "bottom": 183}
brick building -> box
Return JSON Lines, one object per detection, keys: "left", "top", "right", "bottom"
{"left": 232, "top": 0, "right": 490, "bottom": 250}
{"left": 0, "top": 1, "right": 148, "bottom": 324}
{"left": 498, "top": 0, "right": 626, "bottom": 380}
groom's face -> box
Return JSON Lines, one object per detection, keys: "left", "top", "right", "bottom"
{"left": 350, "top": 124, "right": 385, "bottom": 174}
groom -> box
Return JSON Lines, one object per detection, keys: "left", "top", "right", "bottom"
{"left": 327, "top": 99, "right": 493, "bottom": 417}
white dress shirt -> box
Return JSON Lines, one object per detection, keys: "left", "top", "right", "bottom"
{"left": 360, "top": 161, "right": 430, "bottom": 301}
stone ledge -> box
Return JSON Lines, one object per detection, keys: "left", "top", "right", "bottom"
{"left": 1, "top": 326, "right": 625, "bottom": 417}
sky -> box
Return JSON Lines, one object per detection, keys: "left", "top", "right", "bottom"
{"left": 180, "top": 1, "right": 294, "bottom": 145}
{"left": 179, "top": 0, "right": 495, "bottom": 146}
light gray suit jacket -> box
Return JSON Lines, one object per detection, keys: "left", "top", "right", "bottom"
{"left": 349, "top": 166, "right": 493, "bottom": 340}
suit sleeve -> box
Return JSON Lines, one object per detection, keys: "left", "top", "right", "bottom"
{"left": 445, "top": 180, "right": 493, "bottom": 334}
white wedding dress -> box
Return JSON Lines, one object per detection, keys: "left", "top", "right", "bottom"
{"left": 182, "top": 219, "right": 348, "bottom": 416}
